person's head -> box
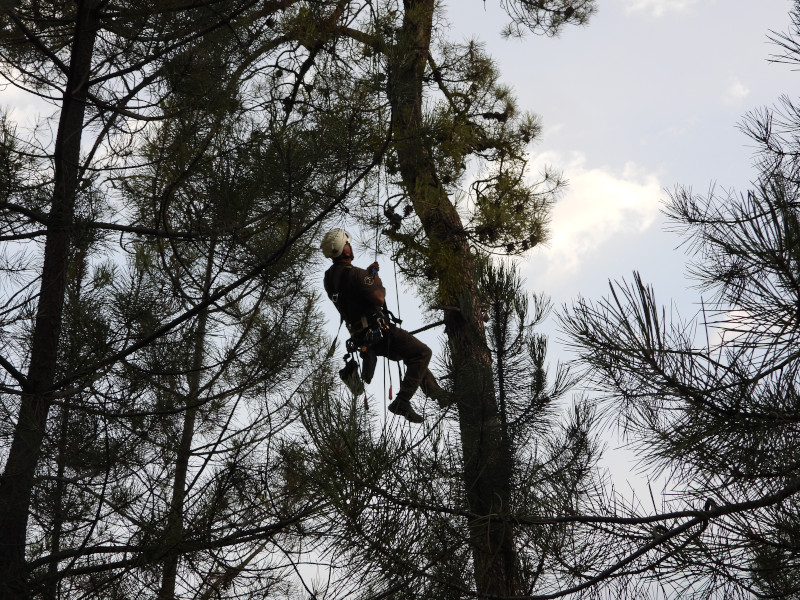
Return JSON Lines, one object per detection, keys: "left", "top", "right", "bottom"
{"left": 320, "top": 228, "right": 353, "bottom": 260}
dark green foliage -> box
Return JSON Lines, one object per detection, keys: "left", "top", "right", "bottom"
{"left": 478, "top": 261, "right": 603, "bottom": 595}
{"left": 291, "top": 375, "right": 473, "bottom": 600}
{"left": 382, "top": 36, "right": 562, "bottom": 291}
{"left": 1, "top": 1, "right": 384, "bottom": 597}
{"left": 480, "top": 261, "right": 557, "bottom": 441}
{"left": 276, "top": 261, "right": 605, "bottom": 599}
{"left": 499, "top": 0, "right": 597, "bottom": 38}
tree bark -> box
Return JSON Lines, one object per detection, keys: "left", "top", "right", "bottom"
{"left": 43, "top": 397, "right": 72, "bottom": 600}
{"left": 0, "top": 2, "right": 100, "bottom": 597}
{"left": 387, "top": 1, "right": 519, "bottom": 596}
{"left": 158, "top": 247, "right": 214, "bottom": 600}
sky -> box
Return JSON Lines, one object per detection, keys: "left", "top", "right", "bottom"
{"left": 2, "top": 3, "right": 793, "bottom": 341}
{"left": 325, "top": 0, "right": 800, "bottom": 437}
{"left": 3, "top": 0, "right": 794, "bottom": 351}
{"left": 423, "top": 0, "right": 797, "bottom": 351}
{"left": 0, "top": 2, "right": 794, "bottom": 590}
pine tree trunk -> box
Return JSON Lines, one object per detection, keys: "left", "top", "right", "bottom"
{"left": 0, "top": 3, "right": 100, "bottom": 597}
{"left": 387, "top": 0, "right": 518, "bottom": 595}
{"left": 158, "top": 247, "right": 215, "bottom": 600}
{"left": 43, "top": 401, "right": 72, "bottom": 600}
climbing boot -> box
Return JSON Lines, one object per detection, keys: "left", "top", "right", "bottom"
{"left": 388, "top": 398, "right": 424, "bottom": 424}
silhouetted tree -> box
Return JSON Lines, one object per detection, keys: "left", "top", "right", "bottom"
{"left": 0, "top": 1, "right": 383, "bottom": 596}
{"left": 324, "top": 1, "right": 595, "bottom": 595}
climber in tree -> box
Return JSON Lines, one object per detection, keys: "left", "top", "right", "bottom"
{"left": 321, "top": 228, "right": 451, "bottom": 424}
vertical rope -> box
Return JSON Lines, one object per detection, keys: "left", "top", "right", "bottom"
{"left": 393, "top": 258, "right": 405, "bottom": 387}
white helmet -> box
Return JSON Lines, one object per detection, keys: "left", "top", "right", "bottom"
{"left": 320, "top": 228, "right": 352, "bottom": 259}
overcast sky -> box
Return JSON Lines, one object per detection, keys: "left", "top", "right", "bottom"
{"left": 4, "top": 1, "right": 793, "bottom": 340}
{"left": 430, "top": 0, "right": 797, "bottom": 349}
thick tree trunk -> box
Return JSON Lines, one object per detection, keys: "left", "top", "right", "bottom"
{"left": 0, "top": 3, "right": 100, "bottom": 597}
{"left": 387, "top": 1, "right": 518, "bottom": 596}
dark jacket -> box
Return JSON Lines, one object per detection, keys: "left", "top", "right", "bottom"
{"left": 323, "top": 262, "right": 386, "bottom": 329}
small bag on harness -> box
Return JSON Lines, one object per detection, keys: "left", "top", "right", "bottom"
{"left": 338, "top": 355, "right": 365, "bottom": 397}
{"left": 345, "top": 310, "right": 391, "bottom": 384}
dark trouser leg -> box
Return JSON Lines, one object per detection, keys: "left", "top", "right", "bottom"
{"left": 420, "top": 370, "right": 452, "bottom": 407}
{"left": 370, "top": 327, "right": 430, "bottom": 423}
{"left": 376, "top": 327, "right": 432, "bottom": 401}
{"left": 376, "top": 327, "right": 452, "bottom": 407}
{"left": 360, "top": 348, "right": 378, "bottom": 383}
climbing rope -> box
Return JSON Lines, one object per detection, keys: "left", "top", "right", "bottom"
{"left": 392, "top": 257, "right": 404, "bottom": 389}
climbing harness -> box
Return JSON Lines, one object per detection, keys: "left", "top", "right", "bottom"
{"left": 345, "top": 310, "right": 391, "bottom": 350}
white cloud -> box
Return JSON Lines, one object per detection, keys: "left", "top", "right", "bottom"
{"left": 528, "top": 151, "right": 664, "bottom": 282}
{"left": 723, "top": 77, "right": 750, "bottom": 104}
{"left": 622, "top": 0, "right": 700, "bottom": 17}
{"left": 1, "top": 78, "right": 54, "bottom": 128}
